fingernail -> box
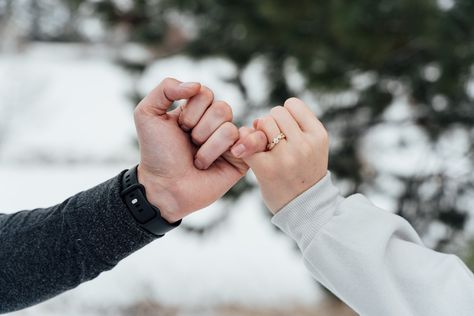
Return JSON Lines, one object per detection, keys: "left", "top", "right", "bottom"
{"left": 231, "top": 144, "right": 246, "bottom": 158}
{"left": 179, "top": 82, "right": 200, "bottom": 89}
{"left": 194, "top": 159, "right": 205, "bottom": 169}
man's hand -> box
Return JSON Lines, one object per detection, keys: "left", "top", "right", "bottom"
{"left": 134, "top": 78, "right": 255, "bottom": 223}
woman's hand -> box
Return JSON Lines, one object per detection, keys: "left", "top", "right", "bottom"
{"left": 231, "top": 98, "right": 329, "bottom": 213}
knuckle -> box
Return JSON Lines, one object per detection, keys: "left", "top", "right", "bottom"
{"left": 284, "top": 97, "right": 302, "bottom": 109}
{"left": 179, "top": 114, "right": 196, "bottom": 130}
{"left": 220, "top": 122, "right": 239, "bottom": 141}
{"left": 199, "top": 86, "right": 214, "bottom": 102}
{"left": 238, "top": 126, "right": 251, "bottom": 137}
{"left": 212, "top": 101, "right": 233, "bottom": 121}
{"left": 270, "top": 105, "right": 285, "bottom": 116}
{"left": 162, "top": 77, "right": 175, "bottom": 86}
{"left": 256, "top": 115, "right": 275, "bottom": 132}
{"left": 191, "top": 130, "right": 205, "bottom": 145}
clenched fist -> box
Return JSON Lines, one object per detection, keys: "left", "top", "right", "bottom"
{"left": 135, "top": 78, "right": 255, "bottom": 222}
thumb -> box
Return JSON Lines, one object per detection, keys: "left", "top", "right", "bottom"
{"left": 138, "top": 77, "right": 201, "bottom": 115}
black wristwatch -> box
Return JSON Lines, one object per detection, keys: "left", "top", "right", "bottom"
{"left": 120, "top": 165, "right": 181, "bottom": 237}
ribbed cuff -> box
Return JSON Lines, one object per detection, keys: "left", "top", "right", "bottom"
{"left": 271, "top": 172, "right": 344, "bottom": 250}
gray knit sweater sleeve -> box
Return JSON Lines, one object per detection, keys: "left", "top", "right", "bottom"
{"left": 0, "top": 171, "right": 158, "bottom": 313}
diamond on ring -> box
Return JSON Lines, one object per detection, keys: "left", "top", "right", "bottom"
{"left": 267, "top": 132, "right": 286, "bottom": 151}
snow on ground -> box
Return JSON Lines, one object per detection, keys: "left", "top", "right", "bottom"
{"left": 0, "top": 43, "right": 323, "bottom": 315}
{"left": 0, "top": 43, "right": 137, "bottom": 164}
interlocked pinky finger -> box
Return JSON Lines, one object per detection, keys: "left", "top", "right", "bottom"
{"left": 231, "top": 127, "right": 267, "bottom": 158}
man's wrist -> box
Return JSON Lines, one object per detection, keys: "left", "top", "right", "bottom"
{"left": 136, "top": 164, "right": 182, "bottom": 223}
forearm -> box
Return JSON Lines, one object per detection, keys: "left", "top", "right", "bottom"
{"left": 272, "top": 172, "right": 474, "bottom": 316}
{"left": 0, "top": 172, "right": 157, "bottom": 313}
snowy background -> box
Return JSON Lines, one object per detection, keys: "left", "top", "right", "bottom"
{"left": 1, "top": 1, "right": 474, "bottom": 315}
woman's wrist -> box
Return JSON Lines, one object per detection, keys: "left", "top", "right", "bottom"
{"left": 271, "top": 172, "right": 342, "bottom": 249}
{"left": 263, "top": 169, "right": 328, "bottom": 214}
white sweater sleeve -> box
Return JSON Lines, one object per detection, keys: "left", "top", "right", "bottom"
{"left": 271, "top": 172, "right": 474, "bottom": 316}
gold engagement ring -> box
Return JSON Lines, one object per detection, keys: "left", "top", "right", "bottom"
{"left": 267, "top": 132, "right": 286, "bottom": 151}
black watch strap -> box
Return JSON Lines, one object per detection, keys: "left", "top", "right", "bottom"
{"left": 120, "top": 166, "right": 181, "bottom": 237}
